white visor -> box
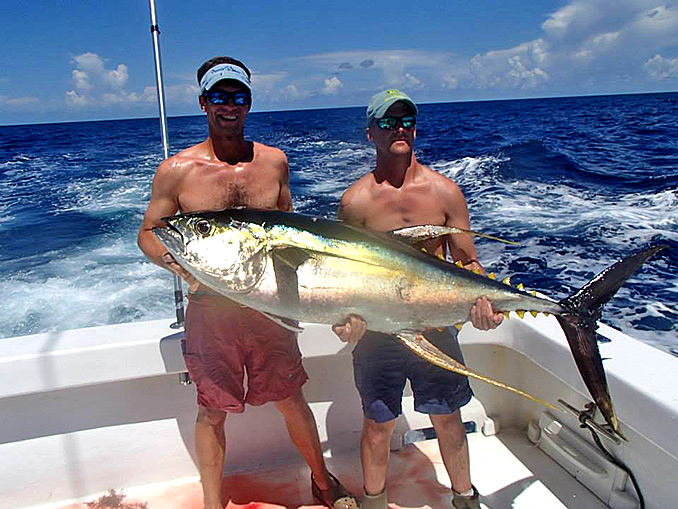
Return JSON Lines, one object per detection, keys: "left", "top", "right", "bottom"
{"left": 199, "top": 63, "right": 251, "bottom": 93}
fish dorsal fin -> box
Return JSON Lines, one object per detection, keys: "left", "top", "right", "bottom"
{"left": 260, "top": 311, "right": 305, "bottom": 333}
{"left": 395, "top": 332, "right": 555, "bottom": 409}
{"left": 272, "top": 247, "right": 312, "bottom": 307}
{"left": 389, "top": 225, "right": 519, "bottom": 246}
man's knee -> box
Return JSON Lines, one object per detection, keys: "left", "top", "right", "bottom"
{"left": 430, "top": 413, "right": 466, "bottom": 447}
{"left": 197, "top": 406, "right": 227, "bottom": 427}
{"left": 363, "top": 418, "right": 396, "bottom": 448}
{"left": 274, "top": 389, "right": 308, "bottom": 413}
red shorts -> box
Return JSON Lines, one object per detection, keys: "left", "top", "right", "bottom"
{"left": 184, "top": 292, "right": 308, "bottom": 413}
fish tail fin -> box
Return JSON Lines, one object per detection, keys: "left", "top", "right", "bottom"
{"left": 556, "top": 244, "right": 666, "bottom": 438}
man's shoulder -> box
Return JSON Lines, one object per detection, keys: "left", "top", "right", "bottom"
{"left": 338, "top": 173, "right": 375, "bottom": 222}
{"left": 341, "top": 172, "right": 374, "bottom": 199}
{"left": 175, "top": 139, "right": 210, "bottom": 158}
{"left": 254, "top": 142, "right": 287, "bottom": 162}
{"left": 419, "top": 164, "right": 462, "bottom": 194}
{"left": 163, "top": 142, "right": 208, "bottom": 167}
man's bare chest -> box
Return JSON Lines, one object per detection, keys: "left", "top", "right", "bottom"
{"left": 367, "top": 192, "right": 446, "bottom": 230}
{"left": 178, "top": 168, "right": 279, "bottom": 211}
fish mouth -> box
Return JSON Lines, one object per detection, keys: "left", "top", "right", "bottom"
{"left": 153, "top": 221, "right": 185, "bottom": 256}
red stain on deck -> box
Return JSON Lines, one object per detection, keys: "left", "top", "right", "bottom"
{"left": 66, "top": 441, "right": 449, "bottom": 508}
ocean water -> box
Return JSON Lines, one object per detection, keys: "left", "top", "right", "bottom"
{"left": 1, "top": 93, "right": 676, "bottom": 353}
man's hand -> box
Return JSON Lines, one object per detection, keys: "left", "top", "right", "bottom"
{"left": 470, "top": 296, "right": 503, "bottom": 331}
{"left": 332, "top": 314, "right": 367, "bottom": 343}
{"left": 162, "top": 252, "right": 200, "bottom": 292}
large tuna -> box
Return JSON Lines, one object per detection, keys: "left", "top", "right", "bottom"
{"left": 154, "top": 208, "right": 664, "bottom": 440}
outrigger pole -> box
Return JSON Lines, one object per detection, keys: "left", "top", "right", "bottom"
{"left": 148, "top": 0, "right": 185, "bottom": 329}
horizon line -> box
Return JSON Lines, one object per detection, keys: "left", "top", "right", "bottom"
{"left": 1, "top": 89, "right": 676, "bottom": 128}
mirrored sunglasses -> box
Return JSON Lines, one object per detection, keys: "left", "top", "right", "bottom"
{"left": 376, "top": 115, "right": 416, "bottom": 130}
{"left": 204, "top": 90, "right": 251, "bottom": 106}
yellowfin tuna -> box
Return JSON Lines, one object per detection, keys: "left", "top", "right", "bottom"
{"left": 154, "top": 208, "right": 665, "bottom": 440}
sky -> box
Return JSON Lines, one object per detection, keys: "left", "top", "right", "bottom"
{"left": 1, "top": 0, "right": 677, "bottom": 125}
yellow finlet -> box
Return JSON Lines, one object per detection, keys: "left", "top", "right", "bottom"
{"left": 517, "top": 310, "right": 526, "bottom": 319}
{"left": 455, "top": 260, "right": 464, "bottom": 267}
{"left": 531, "top": 290, "right": 537, "bottom": 297}
{"left": 454, "top": 323, "right": 464, "bottom": 330}
{"left": 530, "top": 311, "right": 538, "bottom": 317}
{"left": 488, "top": 272, "right": 496, "bottom": 280}
{"left": 503, "top": 311, "right": 510, "bottom": 318}
{"left": 517, "top": 283, "right": 525, "bottom": 291}
{"left": 502, "top": 276, "right": 511, "bottom": 285}
{"left": 472, "top": 268, "right": 480, "bottom": 274}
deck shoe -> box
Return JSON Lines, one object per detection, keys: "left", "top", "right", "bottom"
{"left": 311, "top": 472, "right": 360, "bottom": 509}
{"left": 452, "top": 485, "right": 480, "bottom": 509}
{"left": 361, "top": 487, "right": 387, "bottom": 509}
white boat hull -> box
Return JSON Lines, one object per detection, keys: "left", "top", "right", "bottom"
{"left": 2, "top": 314, "right": 676, "bottom": 508}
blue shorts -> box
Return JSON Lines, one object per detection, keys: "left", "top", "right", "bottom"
{"left": 352, "top": 328, "right": 473, "bottom": 423}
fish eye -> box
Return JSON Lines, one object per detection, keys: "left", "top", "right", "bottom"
{"left": 194, "top": 219, "right": 212, "bottom": 236}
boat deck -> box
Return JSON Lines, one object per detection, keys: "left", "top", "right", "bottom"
{"left": 54, "top": 428, "right": 606, "bottom": 509}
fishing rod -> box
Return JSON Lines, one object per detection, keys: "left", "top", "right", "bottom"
{"left": 148, "top": 0, "right": 185, "bottom": 329}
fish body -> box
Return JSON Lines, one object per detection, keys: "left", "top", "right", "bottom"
{"left": 154, "top": 207, "right": 665, "bottom": 440}
{"left": 156, "top": 208, "right": 563, "bottom": 331}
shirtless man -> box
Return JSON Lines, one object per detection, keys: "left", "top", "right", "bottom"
{"left": 333, "top": 90, "right": 503, "bottom": 509}
{"left": 138, "top": 57, "right": 359, "bottom": 509}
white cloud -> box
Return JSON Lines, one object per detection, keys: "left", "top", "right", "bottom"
{"left": 65, "top": 52, "right": 149, "bottom": 108}
{"left": 288, "top": 49, "right": 466, "bottom": 96}
{"left": 442, "top": 73, "right": 459, "bottom": 89}
{"left": 322, "top": 76, "right": 343, "bottom": 94}
{"left": 105, "top": 64, "right": 129, "bottom": 89}
{"left": 65, "top": 90, "right": 87, "bottom": 106}
{"left": 252, "top": 71, "right": 288, "bottom": 91}
{"left": 402, "top": 73, "right": 424, "bottom": 89}
{"left": 72, "top": 69, "right": 91, "bottom": 91}
{"left": 643, "top": 53, "right": 678, "bottom": 79}
{"left": 282, "top": 84, "right": 303, "bottom": 100}
{"left": 470, "top": 39, "right": 550, "bottom": 89}
{"left": 469, "top": 1, "right": 678, "bottom": 92}
{"left": 0, "top": 95, "right": 39, "bottom": 106}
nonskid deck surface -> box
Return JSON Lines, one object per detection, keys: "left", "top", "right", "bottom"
{"left": 54, "top": 429, "right": 605, "bottom": 509}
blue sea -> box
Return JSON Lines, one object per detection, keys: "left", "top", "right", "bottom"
{"left": 1, "top": 93, "right": 676, "bottom": 353}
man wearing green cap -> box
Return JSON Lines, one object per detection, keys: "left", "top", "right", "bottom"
{"left": 333, "top": 89, "right": 503, "bottom": 508}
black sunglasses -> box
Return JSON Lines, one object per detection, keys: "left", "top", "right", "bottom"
{"left": 204, "top": 90, "right": 251, "bottom": 106}
{"left": 376, "top": 115, "right": 416, "bottom": 130}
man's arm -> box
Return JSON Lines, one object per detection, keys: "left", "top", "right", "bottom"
{"left": 336, "top": 183, "right": 365, "bottom": 225}
{"left": 439, "top": 181, "right": 482, "bottom": 271}
{"left": 276, "top": 153, "right": 293, "bottom": 212}
{"left": 332, "top": 187, "right": 369, "bottom": 343}
{"left": 137, "top": 159, "right": 198, "bottom": 288}
{"left": 438, "top": 178, "right": 503, "bottom": 331}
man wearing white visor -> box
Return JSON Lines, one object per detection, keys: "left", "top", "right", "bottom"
{"left": 138, "top": 56, "right": 360, "bottom": 509}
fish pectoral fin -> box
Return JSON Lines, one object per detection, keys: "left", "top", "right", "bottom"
{"left": 272, "top": 246, "right": 312, "bottom": 270}
{"left": 260, "top": 311, "right": 305, "bottom": 333}
{"left": 389, "top": 225, "right": 519, "bottom": 246}
{"left": 272, "top": 247, "right": 312, "bottom": 306}
{"left": 395, "top": 332, "right": 555, "bottom": 409}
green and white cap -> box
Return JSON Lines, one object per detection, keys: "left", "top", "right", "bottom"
{"left": 366, "top": 89, "right": 418, "bottom": 126}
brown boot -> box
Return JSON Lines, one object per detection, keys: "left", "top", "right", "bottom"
{"left": 361, "top": 487, "right": 387, "bottom": 509}
{"left": 452, "top": 485, "right": 480, "bottom": 509}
